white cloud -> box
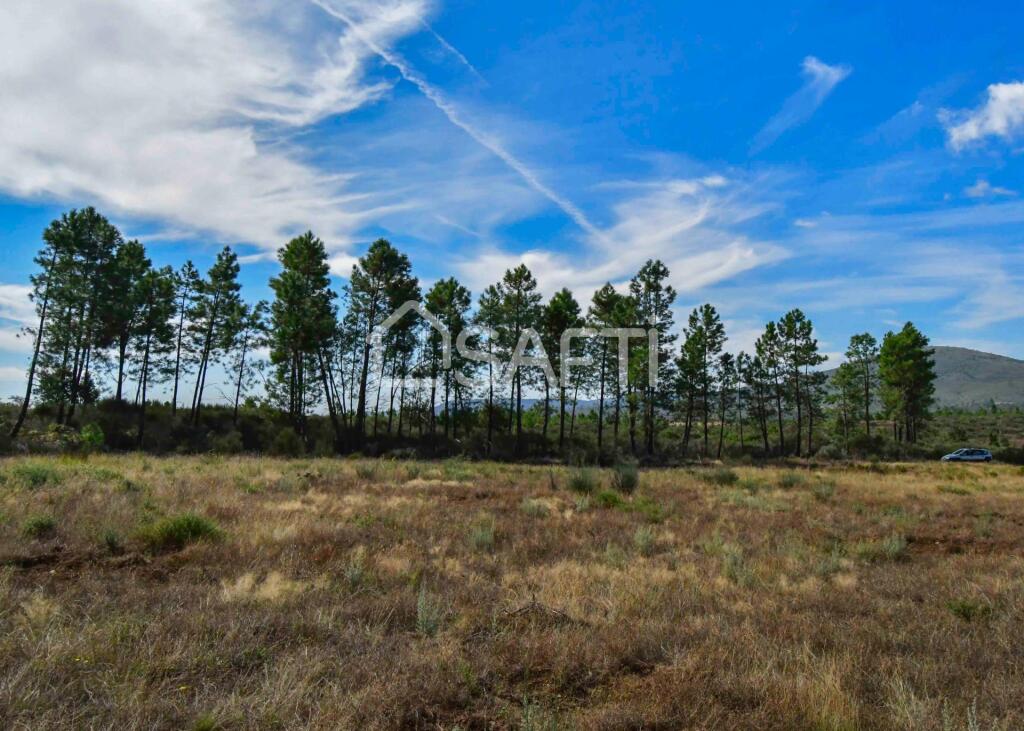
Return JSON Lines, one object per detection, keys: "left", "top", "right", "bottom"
{"left": 454, "top": 174, "right": 787, "bottom": 300}
{"left": 964, "top": 178, "right": 1016, "bottom": 199}
{"left": 0, "top": 284, "right": 35, "bottom": 325}
{"left": 312, "top": 0, "right": 605, "bottom": 243}
{"left": 942, "top": 82, "right": 1024, "bottom": 151}
{"left": 0, "top": 366, "right": 25, "bottom": 382}
{"left": 751, "top": 56, "right": 852, "bottom": 154}
{"left": 0, "top": 0, "right": 431, "bottom": 254}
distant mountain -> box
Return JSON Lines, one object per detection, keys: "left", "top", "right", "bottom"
{"left": 929, "top": 346, "right": 1024, "bottom": 408}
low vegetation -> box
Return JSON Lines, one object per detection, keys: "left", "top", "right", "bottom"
{"left": 1, "top": 455, "right": 1022, "bottom": 729}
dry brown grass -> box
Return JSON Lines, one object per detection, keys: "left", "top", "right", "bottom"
{"left": 1, "top": 455, "right": 1022, "bottom": 729}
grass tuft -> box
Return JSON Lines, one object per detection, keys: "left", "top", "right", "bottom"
{"left": 22, "top": 514, "right": 56, "bottom": 539}
{"left": 138, "top": 513, "right": 220, "bottom": 552}
{"left": 702, "top": 467, "right": 738, "bottom": 487}
{"left": 595, "top": 489, "right": 625, "bottom": 509}
{"left": 568, "top": 469, "right": 598, "bottom": 495}
{"left": 416, "top": 585, "right": 443, "bottom": 637}
{"left": 611, "top": 463, "right": 640, "bottom": 494}
{"left": 853, "top": 533, "right": 907, "bottom": 563}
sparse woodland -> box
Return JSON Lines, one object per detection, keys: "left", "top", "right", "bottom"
{"left": 5, "top": 207, "right": 1016, "bottom": 464}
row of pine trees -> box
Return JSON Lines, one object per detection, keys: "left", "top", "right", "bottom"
{"left": 9, "top": 207, "right": 937, "bottom": 458}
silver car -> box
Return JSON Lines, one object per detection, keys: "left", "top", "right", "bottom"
{"left": 941, "top": 448, "right": 993, "bottom": 462}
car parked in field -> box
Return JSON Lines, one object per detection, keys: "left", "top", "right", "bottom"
{"left": 941, "top": 448, "right": 993, "bottom": 462}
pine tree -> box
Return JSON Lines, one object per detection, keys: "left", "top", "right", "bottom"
{"left": 879, "top": 322, "right": 936, "bottom": 444}
{"left": 269, "top": 232, "right": 338, "bottom": 444}
{"left": 133, "top": 266, "right": 176, "bottom": 446}
{"left": 474, "top": 284, "right": 506, "bottom": 454}
{"left": 170, "top": 261, "right": 199, "bottom": 415}
{"left": 102, "top": 239, "right": 151, "bottom": 403}
{"left": 629, "top": 260, "right": 677, "bottom": 456}
{"left": 684, "top": 304, "right": 725, "bottom": 457}
{"left": 230, "top": 300, "right": 268, "bottom": 426}
{"left": 188, "top": 247, "right": 242, "bottom": 424}
{"left": 349, "top": 239, "right": 417, "bottom": 447}
{"left": 587, "top": 283, "right": 621, "bottom": 459}
{"left": 845, "top": 333, "right": 879, "bottom": 436}
{"left": 543, "top": 288, "right": 583, "bottom": 451}
{"left": 424, "top": 278, "right": 471, "bottom": 440}
{"left": 496, "top": 265, "right": 543, "bottom": 454}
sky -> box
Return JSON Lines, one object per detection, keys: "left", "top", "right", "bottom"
{"left": 1, "top": 0, "right": 1023, "bottom": 399}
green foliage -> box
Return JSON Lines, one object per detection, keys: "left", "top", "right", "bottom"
{"left": 210, "top": 430, "right": 244, "bottom": 454}
{"left": 595, "top": 489, "right": 624, "bottom": 509}
{"left": 853, "top": 534, "right": 907, "bottom": 562}
{"left": 355, "top": 462, "right": 380, "bottom": 481}
{"left": 468, "top": 514, "right": 495, "bottom": 552}
{"left": 101, "top": 529, "right": 123, "bottom": 555}
{"left": 701, "top": 467, "right": 739, "bottom": 487}
{"left": 22, "top": 514, "right": 56, "bottom": 538}
{"left": 520, "top": 498, "right": 549, "bottom": 518}
{"left": 812, "top": 480, "right": 836, "bottom": 502}
{"left": 79, "top": 422, "right": 104, "bottom": 452}
{"left": 139, "top": 513, "right": 220, "bottom": 551}
{"left": 879, "top": 322, "right": 936, "bottom": 444}
{"left": 946, "top": 599, "right": 992, "bottom": 622}
{"left": 611, "top": 462, "right": 639, "bottom": 494}
{"left": 12, "top": 462, "right": 61, "bottom": 488}
{"left": 268, "top": 429, "right": 304, "bottom": 457}
{"left": 633, "top": 525, "right": 656, "bottom": 556}
{"left": 568, "top": 468, "right": 598, "bottom": 495}
{"left": 778, "top": 471, "right": 806, "bottom": 489}
{"left": 415, "top": 585, "right": 443, "bottom": 637}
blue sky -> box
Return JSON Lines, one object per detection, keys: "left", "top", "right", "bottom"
{"left": 1, "top": 0, "right": 1023, "bottom": 397}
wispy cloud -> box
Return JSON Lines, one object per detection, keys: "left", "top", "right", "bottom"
{"left": 964, "top": 179, "right": 1016, "bottom": 199}
{"left": 312, "top": 0, "right": 606, "bottom": 243}
{"left": 941, "top": 81, "right": 1024, "bottom": 150}
{"left": 751, "top": 56, "right": 852, "bottom": 154}
{"left": 453, "top": 171, "right": 787, "bottom": 300}
{"left": 423, "top": 23, "right": 487, "bottom": 84}
{"left": 0, "top": 0, "right": 431, "bottom": 254}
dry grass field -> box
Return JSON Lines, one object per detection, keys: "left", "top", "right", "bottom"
{"left": 1, "top": 455, "right": 1023, "bottom": 730}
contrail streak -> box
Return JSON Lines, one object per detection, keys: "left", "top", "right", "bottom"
{"left": 311, "top": 0, "right": 605, "bottom": 243}
{"left": 424, "top": 22, "right": 487, "bottom": 85}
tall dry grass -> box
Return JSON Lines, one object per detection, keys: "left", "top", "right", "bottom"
{"left": 0, "top": 455, "right": 1022, "bottom": 729}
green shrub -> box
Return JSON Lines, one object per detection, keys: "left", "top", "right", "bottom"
{"left": 778, "top": 471, "right": 806, "bottom": 489}
{"left": 520, "top": 498, "right": 549, "bottom": 518}
{"left": 22, "top": 514, "right": 56, "bottom": 538}
{"left": 630, "top": 494, "right": 667, "bottom": 523}
{"left": 12, "top": 462, "right": 60, "bottom": 489}
{"left": 355, "top": 462, "right": 380, "bottom": 482}
{"left": 722, "top": 544, "right": 753, "bottom": 586}
{"left": 812, "top": 480, "right": 836, "bottom": 502}
{"left": 946, "top": 599, "right": 992, "bottom": 622}
{"left": 568, "top": 469, "right": 598, "bottom": 495}
{"left": 468, "top": 514, "right": 495, "bottom": 552}
{"left": 79, "top": 422, "right": 105, "bottom": 453}
{"left": 853, "top": 533, "right": 907, "bottom": 562}
{"left": 268, "top": 429, "right": 304, "bottom": 457}
{"left": 139, "top": 513, "right": 220, "bottom": 551}
{"left": 633, "top": 526, "right": 656, "bottom": 556}
{"left": 416, "top": 586, "right": 443, "bottom": 637}
{"left": 210, "top": 430, "right": 244, "bottom": 454}
{"left": 611, "top": 463, "right": 640, "bottom": 494}
{"left": 595, "top": 489, "right": 625, "bottom": 509}
{"left": 701, "top": 467, "right": 738, "bottom": 487}
{"left": 101, "top": 529, "right": 123, "bottom": 555}
{"left": 344, "top": 548, "right": 367, "bottom": 589}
